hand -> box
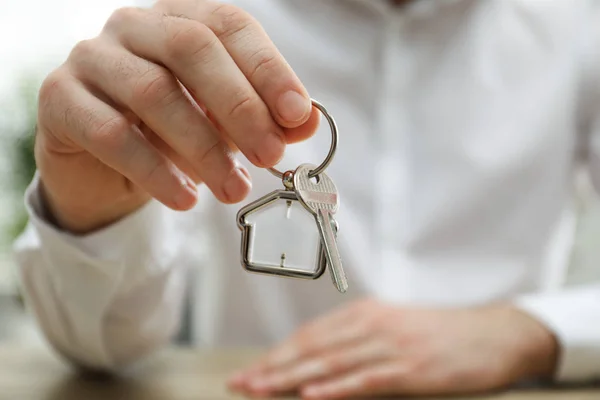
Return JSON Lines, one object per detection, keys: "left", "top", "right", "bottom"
{"left": 228, "top": 299, "right": 558, "bottom": 399}
{"left": 36, "top": 0, "right": 319, "bottom": 233}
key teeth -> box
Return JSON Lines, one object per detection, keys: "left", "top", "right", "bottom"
{"left": 331, "top": 269, "right": 348, "bottom": 293}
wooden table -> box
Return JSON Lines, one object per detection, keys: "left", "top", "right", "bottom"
{"left": 1, "top": 345, "right": 598, "bottom": 400}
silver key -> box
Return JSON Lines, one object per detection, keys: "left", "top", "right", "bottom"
{"left": 294, "top": 163, "right": 348, "bottom": 293}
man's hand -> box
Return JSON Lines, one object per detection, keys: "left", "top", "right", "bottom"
{"left": 228, "top": 299, "right": 559, "bottom": 399}
{"left": 36, "top": 0, "right": 319, "bottom": 233}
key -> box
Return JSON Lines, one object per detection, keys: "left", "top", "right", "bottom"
{"left": 294, "top": 163, "right": 348, "bottom": 293}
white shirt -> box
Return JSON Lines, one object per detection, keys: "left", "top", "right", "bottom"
{"left": 13, "top": 0, "right": 600, "bottom": 382}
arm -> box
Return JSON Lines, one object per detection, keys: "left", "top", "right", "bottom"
{"left": 514, "top": 3, "right": 600, "bottom": 382}
{"left": 14, "top": 0, "right": 316, "bottom": 371}
{"left": 515, "top": 286, "right": 600, "bottom": 382}
{"left": 14, "top": 174, "right": 188, "bottom": 370}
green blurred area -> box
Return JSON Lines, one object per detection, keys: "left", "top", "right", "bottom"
{"left": 1, "top": 76, "right": 39, "bottom": 246}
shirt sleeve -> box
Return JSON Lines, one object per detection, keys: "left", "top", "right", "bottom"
{"left": 513, "top": 3, "right": 600, "bottom": 383}
{"left": 514, "top": 286, "right": 600, "bottom": 382}
{"left": 13, "top": 173, "right": 189, "bottom": 371}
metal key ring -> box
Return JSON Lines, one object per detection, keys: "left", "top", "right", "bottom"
{"left": 268, "top": 98, "right": 338, "bottom": 179}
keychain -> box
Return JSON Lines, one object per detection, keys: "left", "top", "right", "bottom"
{"left": 236, "top": 99, "right": 348, "bottom": 293}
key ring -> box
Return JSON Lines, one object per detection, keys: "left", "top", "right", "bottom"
{"left": 268, "top": 98, "right": 338, "bottom": 180}
{"left": 237, "top": 98, "right": 347, "bottom": 292}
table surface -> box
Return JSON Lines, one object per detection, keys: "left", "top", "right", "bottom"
{"left": 1, "top": 345, "right": 599, "bottom": 400}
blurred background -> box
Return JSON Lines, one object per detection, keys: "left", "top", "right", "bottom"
{"left": 1, "top": 0, "right": 600, "bottom": 347}
{"left": 0, "top": 0, "right": 138, "bottom": 345}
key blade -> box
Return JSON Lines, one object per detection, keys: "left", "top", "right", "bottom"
{"left": 316, "top": 209, "right": 348, "bottom": 293}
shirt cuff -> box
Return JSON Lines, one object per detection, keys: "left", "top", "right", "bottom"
{"left": 23, "top": 173, "right": 176, "bottom": 287}
{"left": 513, "top": 286, "right": 600, "bottom": 383}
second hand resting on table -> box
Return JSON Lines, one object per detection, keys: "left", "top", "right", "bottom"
{"left": 228, "top": 299, "right": 558, "bottom": 400}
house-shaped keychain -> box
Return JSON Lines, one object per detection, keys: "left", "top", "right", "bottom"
{"left": 236, "top": 99, "right": 347, "bottom": 292}
{"left": 237, "top": 186, "right": 335, "bottom": 280}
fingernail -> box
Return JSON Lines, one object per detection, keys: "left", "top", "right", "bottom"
{"left": 277, "top": 90, "right": 310, "bottom": 123}
{"left": 174, "top": 175, "right": 198, "bottom": 209}
{"left": 253, "top": 133, "right": 285, "bottom": 167}
{"left": 223, "top": 167, "right": 252, "bottom": 203}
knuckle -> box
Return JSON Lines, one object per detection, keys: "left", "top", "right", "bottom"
{"left": 247, "top": 50, "right": 278, "bottom": 81}
{"left": 152, "top": 0, "right": 168, "bottom": 10}
{"left": 142, "top": 157, "right": 167, "bottom": 185}
{"left": 194, "top": 138, "right": 227, "bottom": 170}
{"left": 226, "top": 93, "right": 259, "bottom": 120}
{"left": 68, "top": 39, "right": 98, "bottom": 63}
{"left": 153, "top": 0, "right": 185, "bottom": 12}
{"left": 209, "top": 3, "right": 255, "bottom": 40}
{"left": 38, "top": 70, "right": 67, "bottom": 112}
{"left": 152, "top": 0, "right": 173, "bottom": 12}
{"left": 104, "top": 7, "right": 140, "bottom": 33}
{"left": 90, "top": 116, "right": 131, "bottom": 150}
{"left": 132, "top": 67, "right": 179, "bottom": 110}
{"left": 167, "top": 20, "right": 217, "bottom": 63}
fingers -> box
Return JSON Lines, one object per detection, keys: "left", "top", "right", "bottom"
{"left": 300, "top": 361, "right": 410, "bottom": 400}
{"left": 239, "top": 340, "right": 392, "bottom": 397}
{"left": 155, "top": 0, "right": 312, "bottom": 128}
{"left": 68, "top": 39, "right": 251, "bottom": 203}
{"left": 252, "top": 302, "right": 365, "bottom": 372}
{"left": 284, "top": 107, "right": 321, "bottom": 144}
{"left": 229, "top": 301, "right": 374, "bottom": 395}
{"left": 39, "top": 70, "right": 198, "bottom": 210}
{"left": 102, "top": 7, "right": 287, "bottom": 168}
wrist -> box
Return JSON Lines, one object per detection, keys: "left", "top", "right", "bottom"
{"left": 35, "top": 127, "right": 153, "bottom": 234}
{"left": 506, "top": 305, "right": 559, "bottom": 381}
{"left": 39, "top": 179, "right": 150, "bottom": 234}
